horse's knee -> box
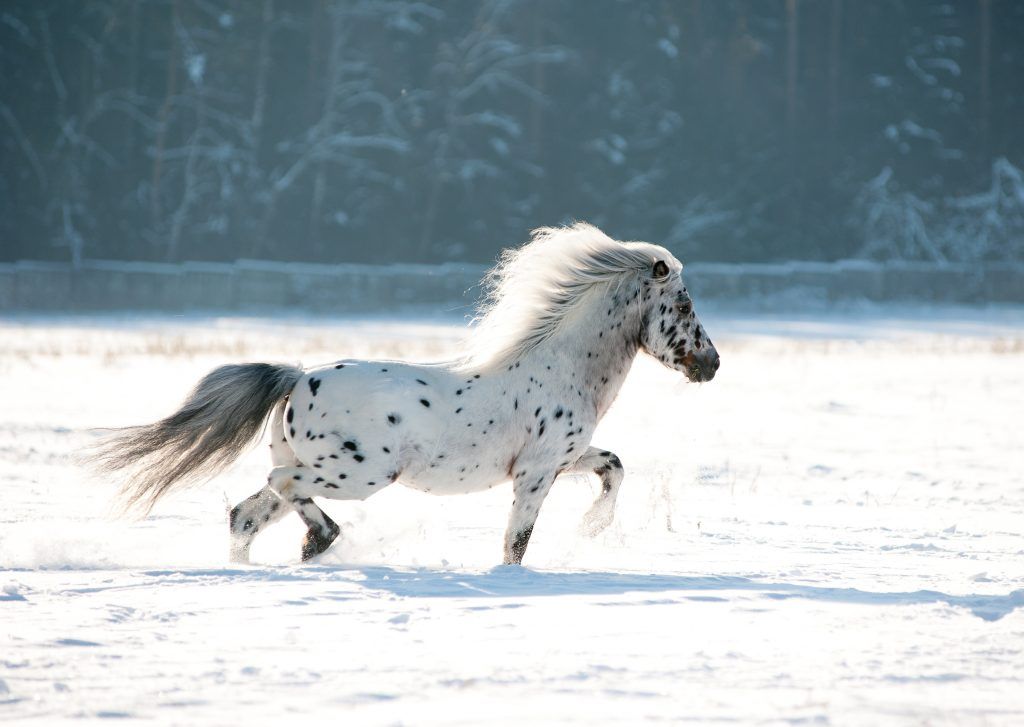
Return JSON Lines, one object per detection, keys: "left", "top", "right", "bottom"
{"left": 606, "top": 462, "right": 625, "bottom": 488}
{"left": 593, "top": 454, "right": 624, "bottom": 492}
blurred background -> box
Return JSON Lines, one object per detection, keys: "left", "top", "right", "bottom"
{"left": 1, "top": 0, "right": 1022, "bottom": 270}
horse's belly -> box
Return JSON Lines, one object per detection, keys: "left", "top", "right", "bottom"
{"left": 399, "top": 458, "right": 510, "bottom": 496}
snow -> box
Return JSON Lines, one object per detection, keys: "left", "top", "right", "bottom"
{"left": 2, "top": 306, "right": 1023, "bottom": 724}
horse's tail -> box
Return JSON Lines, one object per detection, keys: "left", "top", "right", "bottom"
{"left": 88, "top": 362, "right": 303, "bottom": 514}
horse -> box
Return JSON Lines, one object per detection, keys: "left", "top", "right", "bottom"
{"left": 90, "top": 223, "right": 720, "bottom": 565}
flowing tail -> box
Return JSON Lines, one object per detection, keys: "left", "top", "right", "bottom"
{"left": 88, "top": 363, "right": 303, "bottom": 513}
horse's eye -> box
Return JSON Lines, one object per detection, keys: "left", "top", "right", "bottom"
{"left": 676, "top": 300, "right": 692, "bottom": 316}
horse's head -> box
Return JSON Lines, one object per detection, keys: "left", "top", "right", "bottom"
{"left": 639, "top": 257, "right": 720, "bottom": 383}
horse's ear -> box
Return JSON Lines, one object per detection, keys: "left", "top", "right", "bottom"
{"left": 652, "top": 260, "right": 670, "bottom": 279}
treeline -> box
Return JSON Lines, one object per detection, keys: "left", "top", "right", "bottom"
{"left": 2, "top": 0, "right": 1022, "bottom": 266}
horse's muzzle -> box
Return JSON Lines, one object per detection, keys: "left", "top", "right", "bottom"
{"left": 686, "top": 351, "right": 720, "bottom": 383}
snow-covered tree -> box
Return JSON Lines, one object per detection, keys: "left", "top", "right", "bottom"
{"left": 2, "top": 1, "right": 1023, "bottom": 265}
{"left": 942, "top": 157, "right": 1024, "bottom": 262}
{"left": 405, "top": 0, "right": 568, "bottom": 259}
{"left": 854, "top": 167, "right": 944, "bottom": 262}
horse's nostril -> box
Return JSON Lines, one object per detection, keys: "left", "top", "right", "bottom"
{"left": 713, "top": 357, "right": 720, "bottom": 371}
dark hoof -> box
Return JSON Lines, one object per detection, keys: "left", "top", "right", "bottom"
{"left": 502, "top": 526, "right": 532, "bottom": 566}
{"left": 300, "top": 517, "right": 340, "bottom": 561}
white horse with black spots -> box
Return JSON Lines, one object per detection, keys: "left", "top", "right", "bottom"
{"left": 91, "top": 223, "right": 720, "bottom": 565}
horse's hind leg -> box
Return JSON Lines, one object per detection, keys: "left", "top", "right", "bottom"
{"left": 229, "top": 401, "right": 343, "bottom": 562}
{"left": 267, "top": 455, "right": 401, "bottom": 561}
{"left": 228, "top": 487, "right": 289, "bottom": 562}
{"left": 266, "top": 465, "right": 342, "bottom": 561}
{"left": 228, "top": 400, "right": 298, "bottom": 562}
{"left": 570, "top": 446, "right": 625, "bottom": 537}
{"left": 293, "top": 496, "right": 341, "bottom": 561}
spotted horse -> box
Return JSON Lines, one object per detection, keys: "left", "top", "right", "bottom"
{"left": 91, "top": 223, "right": 720, "bottom": 565}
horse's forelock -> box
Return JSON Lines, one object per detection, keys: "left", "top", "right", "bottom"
{"left": 460, "top": 223, "right": 670, "bottom": 370}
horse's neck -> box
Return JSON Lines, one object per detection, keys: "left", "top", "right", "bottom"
{"left": 530, "top": 285, "right": 641, "bottom": 421}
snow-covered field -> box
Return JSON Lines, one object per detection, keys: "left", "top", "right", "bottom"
{"left": 2, "top": 305, "right": 1023, "bottom": 724}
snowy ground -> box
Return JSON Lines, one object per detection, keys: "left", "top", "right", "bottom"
{"left": 2, "top": 305, "right": 1023, "bottom": 724}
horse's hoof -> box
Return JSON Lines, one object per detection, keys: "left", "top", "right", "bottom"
{"left": 228, "top": 539, "right": 251, "bottom": 564}
{"left": 579, "top": 508, "right": 613, "bottom": 537}
{"left": 300, "top": 520, "right": 341, "bottom": 561}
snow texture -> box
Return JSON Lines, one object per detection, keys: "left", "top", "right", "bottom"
{"left": 2, "top": 306, "right": 1023, "bottom": 724}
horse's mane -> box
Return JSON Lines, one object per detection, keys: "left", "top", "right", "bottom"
{"left": 458, "top": 222, "right": 672, "bottom": 371}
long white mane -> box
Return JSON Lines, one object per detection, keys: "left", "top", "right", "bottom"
{"left": 459, "top": 222, "right": 673, "bottom": 371}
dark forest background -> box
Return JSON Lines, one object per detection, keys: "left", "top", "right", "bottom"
{"left": 2, "top": 0, "right": 1023, "bottom": 266}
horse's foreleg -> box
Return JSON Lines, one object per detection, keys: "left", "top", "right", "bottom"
{"left": 503, "top": 468, "right": 557, "bottom": 565}
{"left": 570, "top": 447, "right": 625, "bottom": 537}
